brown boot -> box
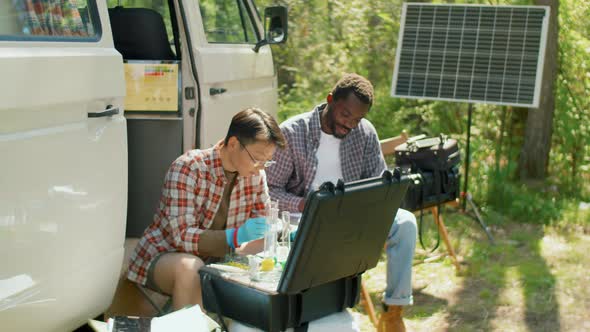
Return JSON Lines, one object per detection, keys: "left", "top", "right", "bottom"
{"left": 378, "top": 305, "right": 406, "bottom": 332}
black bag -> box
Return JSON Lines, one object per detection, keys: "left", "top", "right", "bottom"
{"left": 394, "top": 135, "right": 461, "bottom": 211}
{"left": 394, "top": 135, "right": 461, "bottom": 251}
{"left": 400, "top": 166, "right": 461, "bottom": 211}
{"left": 199, "top": 171, "right": 411, "bottom": 332}
{"left": 394, "top": 135, "right": 460, "bottom": 171}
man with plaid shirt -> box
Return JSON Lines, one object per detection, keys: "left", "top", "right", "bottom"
{"left": 126, "top": 108, "right": 286, "bottom": 311}
{"left": 266, "top": 73, "right": 417, "bottom": 332}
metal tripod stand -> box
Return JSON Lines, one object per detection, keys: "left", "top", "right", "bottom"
{"left": 462, "top": 103, "right": 495, "bottom": 243}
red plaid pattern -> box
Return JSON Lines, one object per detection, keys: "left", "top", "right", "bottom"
{"left": 15, "top": 0, "right": 90, "bottom": 37}
{"left": 127, "top": 145, "right": 269, "bottom": 285}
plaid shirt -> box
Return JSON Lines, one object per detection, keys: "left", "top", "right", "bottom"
{"left": 14, "top": 0, "right": 90, "bottom": 36}
{"left": 127, "top": 144, "right": 269, "bottom": 285}
{"left": 267, "top": 103, "right": 387, "bottom": 213}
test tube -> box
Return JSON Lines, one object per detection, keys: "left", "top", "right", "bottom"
{"left": 264, "top": 202, "right": 279, "bottom": 258}
{"left": 274, "top": 210, "right": 291, "bottom": 266}
{"left": 271, "top": 200, "right": 279, "bottom": 211}
{"left": 281, "top": 211, "right": 291, "bottom": 248}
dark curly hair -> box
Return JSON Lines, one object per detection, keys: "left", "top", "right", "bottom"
{"left": 331, "top": 73, "right": 374, "bottom": 108}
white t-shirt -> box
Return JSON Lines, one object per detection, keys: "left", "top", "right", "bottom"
{"left": 311, "top": 130, "right": 343, "bottom": 190}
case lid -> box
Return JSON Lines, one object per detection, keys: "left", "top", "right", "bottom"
{"left": 278, "top": 169, "right": 410, "bottom": 294}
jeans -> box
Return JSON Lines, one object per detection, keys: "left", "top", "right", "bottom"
{"left": 383, "top": 208, "right": 417, "bottom": 306}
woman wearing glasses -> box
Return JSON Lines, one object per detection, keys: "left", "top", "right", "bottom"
{"left": 126, "top": 108, "right": 286, "bottom": 311}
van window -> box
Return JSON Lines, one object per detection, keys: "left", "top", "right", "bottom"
{"left": 0, "top": 0, "right": 99, "bottom": 40}
{"left": 199, "top": 0, "right": 258, "bottom": 44}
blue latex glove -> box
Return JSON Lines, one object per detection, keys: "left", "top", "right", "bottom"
{"left": 225, "top": 217, "right": 267, "bottom": 248}
{"left": 289, "top": 230, "right": 297, "bottom": 242}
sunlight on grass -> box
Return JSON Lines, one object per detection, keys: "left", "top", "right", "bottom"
{"left": 490, "top": 267, "right": 526, "bottom": 332}
{"left": 541, "top": 232, "right": 590, "bottom": 331}
{"left": 356, "top": 210, "right": 590, "bottom": 331}
{"left": 406, "top": 311, "right": 449, "bottom": 332}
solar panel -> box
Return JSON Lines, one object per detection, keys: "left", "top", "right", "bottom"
{"left": 391, "top": 3, "right": 550, "bottom": 108}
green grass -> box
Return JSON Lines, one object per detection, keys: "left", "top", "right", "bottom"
{"left": 354, "top": 206, "right": 590, "bottom": 331}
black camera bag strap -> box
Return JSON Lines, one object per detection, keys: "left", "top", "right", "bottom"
{"left": 416, "top": 169, "right": 441, "bottom": 253}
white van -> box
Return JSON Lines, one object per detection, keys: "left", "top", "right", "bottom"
{"left": 0, "top": 1, "right": 287, "bottom": 331}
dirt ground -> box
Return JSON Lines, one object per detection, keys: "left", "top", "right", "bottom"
{"left": 354, "top": 213, "right": 590, "bottom": 332}
{"left": 76, "top": 212, "right": 589, "bottom": 332}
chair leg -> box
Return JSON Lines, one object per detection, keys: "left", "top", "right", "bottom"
{"left": 431, "top": 206, "right": 461, "bottom": 272}
{"left": 360, "top": 280, "right": 379, "bottom": 328}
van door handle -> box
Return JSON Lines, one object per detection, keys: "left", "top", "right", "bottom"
{"left": 88, "top": 105, "right": 120, "bottom": 118}
{"left": 209, "top": 87, "right": 227, "bottom": 96}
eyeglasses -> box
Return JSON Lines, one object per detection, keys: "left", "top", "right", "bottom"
{"left": 239, "top": 141, "right": 276, "bottom": 168}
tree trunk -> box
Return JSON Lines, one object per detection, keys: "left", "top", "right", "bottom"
{"left": 518, "top": 0, "right": 559, "bottom": 181}
{"left": 366, "top": 0, "right": 380, "bottom": 84}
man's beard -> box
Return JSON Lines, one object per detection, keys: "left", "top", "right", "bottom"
{"left": 325, "top": 106, "right": 349, "bottom": 139}
{"left": 331, "top": 122, "right": 348, "bottom": 139}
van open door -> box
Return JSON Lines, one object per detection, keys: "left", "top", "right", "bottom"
{"left": 0, "top": 2, "right": 127, "bottom": 331}
{"left": 111, "top": 0, "right": 287, "bottom": 237}
{"left": 180, "top": 0, "right": 287, "bottom": 148}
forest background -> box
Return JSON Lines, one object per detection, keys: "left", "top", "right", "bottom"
{"left": 257, "top": 0, "right": 590, "bottom": 227}
{"left": 256, "top": 2, "right": 590, "bottom": 329}
{"left": 103, "top": 0, "right": 590, "bottom": 329}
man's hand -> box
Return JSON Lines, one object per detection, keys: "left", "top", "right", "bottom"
{"left": 298, "top": 198, "right": 305, "bottom": 212}
{"left": 289, "top": 230, "right": 297, "bottom": 242}
{"left": 235, "top": 238, "right": 264, "bottom": 256}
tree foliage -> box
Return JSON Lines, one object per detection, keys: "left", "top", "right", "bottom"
{"left": 260, "top": 0, "right": 590, "bottom": 222}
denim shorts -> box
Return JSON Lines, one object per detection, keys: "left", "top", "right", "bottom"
{"left": 144, "top": 252, "right": 170, "bottom": 295}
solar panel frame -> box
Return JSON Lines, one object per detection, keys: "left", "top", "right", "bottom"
{"left": 391, "top": 3, "right": 550, "bottom": 108}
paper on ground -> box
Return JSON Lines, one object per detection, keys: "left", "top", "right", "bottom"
{"left": 87, "top": 319, "right": 108, "bottom": 332}
{"left": 229, "top": 309, "right": 360, "bottom": 332}
{"left": 151, "top": 304, "right": 214, "bottom": 332}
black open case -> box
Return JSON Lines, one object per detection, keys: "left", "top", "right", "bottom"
{"left": 199, "top": 169, "right": 410, "bottom": 331}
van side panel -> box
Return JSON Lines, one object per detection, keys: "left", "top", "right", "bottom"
{"left": 0, "top": 16, "right": 127, "bottom": 332}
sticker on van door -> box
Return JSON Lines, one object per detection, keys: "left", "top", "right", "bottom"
{"left": 124, "top": 61, "right": 181, "bottom": 112}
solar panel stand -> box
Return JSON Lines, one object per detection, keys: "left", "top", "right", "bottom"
{"left": 461, "top": 103, "right": 495, "bottom": 243}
